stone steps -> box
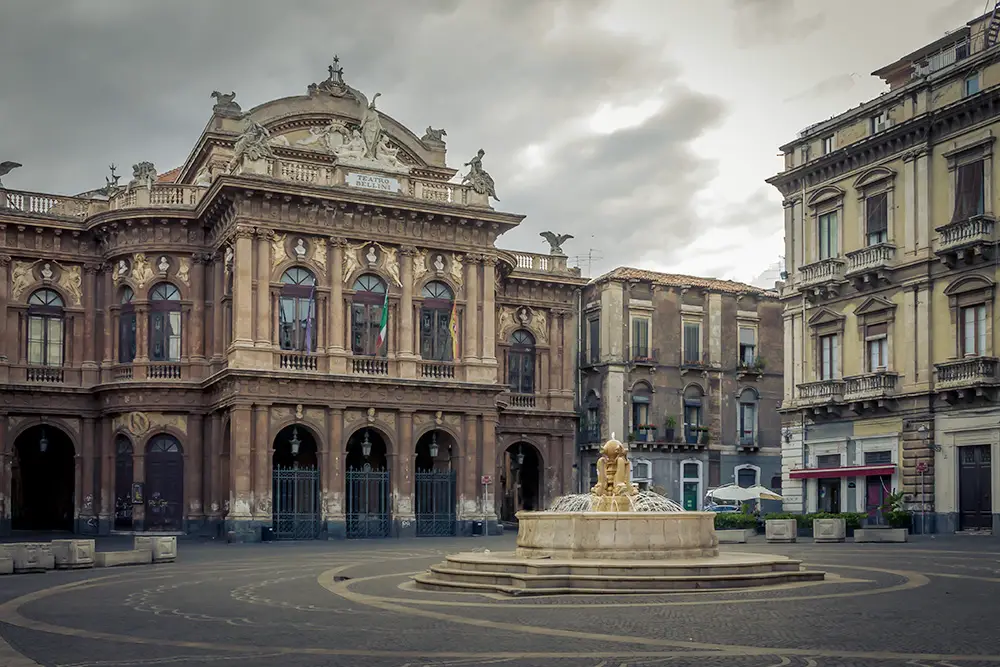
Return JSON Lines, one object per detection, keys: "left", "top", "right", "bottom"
{"left": 413, "top": 551, "right": 825, "bottom": 596}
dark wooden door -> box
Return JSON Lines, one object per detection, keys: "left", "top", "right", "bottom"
{"left": 959, "top": 445, "right": 992, "bottom": 530}
{"left": 114, "top": 437, "right": 134, "bottom": 530}
{"left": 145, "top": 436, "right": 184, "bottom": 531}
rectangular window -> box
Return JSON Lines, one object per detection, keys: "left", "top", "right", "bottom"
{"left": 27, "top": 315, "right": 63, "bottom": 367}
{"left": 865, "top": 192, "right": 888, "bottom": 245}
{"left": 818, "top": 211, "right": 839, "bottom": 260}
{"left": 588, "top": 317, "right": 600, "bottom": 363}
{"left": 864, "top": 450, "right": 892, "bottom": 465}
{"left": 819, "top": 334, "right": 840, "bottom": 380}
{"left": 960, "top": 304, "right": 987, "bottom": 356}
{"left": 817, "top": 453, "right": 841, "bottom": 468}
{"left": 739, "top": 326, "right": 756, "bottom": 365}
{"left": 965, "top": 73, "right": 980, "bottom": 96}
{"left": 631, "top": 402, "right": 649, "bottom": 432}
{"left": 631, "top": 317, "right": 650, "bottom": 359}
{"left": 866, "top": 322, "right": 888, "bottom": 372}
{"left": 821, "top": 135, "right": 834, "bottom": 155}
{"left": 682, "top": 321, "right": 701, "bottom": 365}
{"left": 953, "top": 160, "right": 985, "bottom": 222}
{"left": 150, "top": 311, "right": 181, "bottom": 362}
{"left": 870, "top": 111, "right": 889, "bottom": 134}
{"left": 119, "top": 312, "right": 137, "bottom": 363}
{"left": 739, "top": 403, "right": 756, "bottom": 443}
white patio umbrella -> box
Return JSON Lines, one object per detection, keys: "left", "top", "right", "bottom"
{"left": 707, "top": 484, "right": 758, "bottom": 502}
{"left": 746, "top": 484, "right": 783, "bottom": 501}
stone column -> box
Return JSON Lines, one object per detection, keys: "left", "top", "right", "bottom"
{"left": 481, "top": 257, "right": 497, "bottom": 363}
{"left": 252, "top": 405, "right": 270, "bottom": 521}
{"left": 232, "top": 225, "right": 255, "bottom": 347}
{"left": 190, "top": 254, "right": 207, "bottom": 362}
{"left": 462, "top": 414, "right": 478, "bottom": 517}
{"left": 0, "top": 256, "right": 10, "bottom": 380}
{"left": 206, "top": 412, "right": 221, "bottom": 522}
{"left": 102, "top": 266, "right": 114, "bottom": 373}
{"left": 561, "top": 310, "right": 575, "bottom": 396}
{"left": 82, "top": 264, "right": 98, "bottom": 372}
{"left": 482, "top": 413, "right": 498, "bottom": 524}
{"left": 464, "top": 255, "right": 479, "bottom": 362}
{"left": 398, "top": 411, "right": 414, "bottom": 521}
{"left": 329, "top": 238, "right": 346, "bottom": 373}
{"left": 211, "top": 253, "right": 225, "bottom": 361}
{"left": 326, "top": 408, "right": 344, "bottom": 535}
{"left": 81, "top": 417, "right": 96, "bottom": 528}
{"left": 186, "top": 413, "right": 204, "bottom": 525}
{"left": 0, "top": 415, "right": 8, "bottom": 531}
{"left": 227, "top": 405, "right": 254, "bottom": 537}
{"left": 99, "top": 418, "right": 113, "bottom": 531}
{"left": 132, "top": 449, "right": 145, "bottom": 529}
{"left": 550, "top": 311, "right": 562, "bottom": 392}
{"left": 134, "top": 305, "right": 149, "bottom": 363}
{"left": 255, "top": 229, "right": 272, "bottom": 346}
{"left": 399, "top": 247, "right": 415, "bottom": 357}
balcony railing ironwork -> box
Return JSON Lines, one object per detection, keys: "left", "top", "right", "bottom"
{"left": 628, "top": 346, "right": 659, "bottom": 364}
{"left": 26, "top": 366, "right": 64, "bottom": 383}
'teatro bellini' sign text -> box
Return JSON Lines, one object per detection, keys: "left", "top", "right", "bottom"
{"left": 345, "top": 172, "right": 401, "bottom": 193}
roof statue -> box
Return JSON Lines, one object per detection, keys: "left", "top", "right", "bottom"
{"left": 211, "top": 90, "right": 242, "bottom": 118}
{"left": 98, "top": 164, "right": 121, "bottom": 196}
{"left": 0, "top": 161, "right": 22, "bottom": 187}
{"left": 462, "top": 149, "right": 498, "bottom": 201}
{"left": 354, "top": 90, "right": 384, "bottom": 160}
{"left": 540, "top": 232, "right": 574, "bottom": 256}
{"left": 422, "top": 126, "right": 447, "bottom": 144}
{"left": 127, "top": 162, "right": 156, "bottom": 192}
{"left": 308, "top": 55, "right": 352, "bottom": 98}
{"left": 229, "top": 119, "right": 274, "bottom": 171}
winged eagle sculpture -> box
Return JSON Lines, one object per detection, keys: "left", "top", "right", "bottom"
{"left": 0, "top": 161, "right": 22, "bottom": 187}
{"left": 540, "top": 232, "right": 574, "bottom": 255}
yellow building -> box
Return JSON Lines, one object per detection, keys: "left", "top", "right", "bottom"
{"left": 768, "top": 8, "right": 1000, "bottom": 533}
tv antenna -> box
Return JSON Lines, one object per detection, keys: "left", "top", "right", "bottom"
{"left": 569, "top": 247, "right": 604, "bottom": 278}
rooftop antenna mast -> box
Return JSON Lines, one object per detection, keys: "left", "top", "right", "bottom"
{"left": 569, "top": 243, "right": 604, "bottom": 278}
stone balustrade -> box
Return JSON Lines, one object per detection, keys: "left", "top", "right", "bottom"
{"left": 844, "top": 371, "right": 898, "bottom": 401}
{"left": 1, "top": 188, "right": 104, "bottom": 219}
{"left": 796, "top": 379, "right": 846, "bottom": 405}
{"left": 845, "top": 243, "right": 895, "bottom": 276}
{"left": 109, "top": 184, "right": 205, "bottom": 211}
{"left": 797, "top": 258, "right": 846, "bottom": 288}
{"left": 935, "top": 356, "right": 1000, "bottom": 390}
{"left": 936, "top": 214, "right": 996, "bottom": 251}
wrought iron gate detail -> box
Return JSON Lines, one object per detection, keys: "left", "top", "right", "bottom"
{"left": 415, "top": 470, "right": 456, "bottom": 537}
{"left": 272, "top": 466, "right": 321, "bottom": 540}
{"left": 346, "top": 468, "right": 391, "bottom": 538}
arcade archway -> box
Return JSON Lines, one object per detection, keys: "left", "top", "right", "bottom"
{"left": 271, "top": 424, "right": 321, "bottom": 540}
{"left": 345, "top": 428, "right": 390, "bottom": 538}
{"left": 11, "top": 425, "right": 75, "bottom": 532}
{"left": 500, "top": 442, "right": 542, "bottom": 523}
{"left": 414, "top": 429, "right": 457, "bottom": 537}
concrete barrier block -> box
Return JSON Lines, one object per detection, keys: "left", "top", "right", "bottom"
{"left": 0, "top": 557, "right": 12, "bottom": 575}
{"left": 855, "top": 528, "right": 908, "bottom": 543}
{"left": 765, "top": 519, "right": 798, "bottom": 543}
{"left": 813, "top": 518, "right": 847, "bottom": 543}
{"left": 133, "top": 536, "right": 177, "bottom": 563}
{"left": 95, "top": 549, "right": 153, "bottom": 568}
{"left": 716, "top": 529, "right": 750, "bottom": 544}
{"left": 51, "top": 539, "right": 96, "bottom": 569}
{"left": 0, "top": 543, "right": 54, "bottom": 573}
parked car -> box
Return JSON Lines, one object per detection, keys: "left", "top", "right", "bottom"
{"left": 704, "top": 504, "right": 740, "bottom": 513}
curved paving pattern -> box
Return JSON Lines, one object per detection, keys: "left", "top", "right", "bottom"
{"left": 0, "top": 537, "right": 999, "bottom": 666}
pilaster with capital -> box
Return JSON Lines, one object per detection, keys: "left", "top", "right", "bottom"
{"left": 328, "top": 237, "right": 346, "bottom": 354}
{"left": 228, "top": 405, "right": 253, "bottom": 520}
{"left": 186, "top": 413, "right": 205, "bottom": 520}
{"left": 252, "top": 405, "right": 270, "bottom": 519}
{"left": 207, "top": 412, "right": 223, "bottom": 518}
{"left": 232, "top": 225, "right": 255, "bottom": 346}
{"left": 99, "top": 418, "right": 113, "bottom": 521}
{"left": 326, "top": 407, "right": 344, "bottom": 519}
{"left": 211, "top": 252, "right": 225, "bottom": 361}
{"left": 560, "top": 308, "right": 575, "bottom": 395}
{"left": 399, "top": 246, "right": 416, "bottom": 359}
{"left": 81, "top": 417, "right": 96, "bottom": 522}
{"left": 101, "top": 264, "right": 114, "bottom": 368}
{"left": 398, "top": 411, "right": 414, "bottom": 516}
{"left": 464, "top": 254, "right": 479, "bottom": 362}
{"left": 0, "top": 255, "right": 10, "bottom": 362}
{"left": 191, "top": 254, "right": 207, "bottom": 361}
{"left": 481, "top": 413, "right": 498, "bottom": 519}
{"left": 82, "top": 264, "right": 98, "bottom": 369}
{"left": 481, "top": 256, "right": 497, "bottom": 363}
{"left": 255, "top": 228, "right": 272, "bottom": 346}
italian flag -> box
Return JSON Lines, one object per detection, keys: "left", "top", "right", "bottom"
{"left": 375, "top": 289, "right": 389, "bottom": 351}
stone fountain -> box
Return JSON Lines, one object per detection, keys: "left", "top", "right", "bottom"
{"left": 414, "top": 437, "right": 824, "bottom": 595}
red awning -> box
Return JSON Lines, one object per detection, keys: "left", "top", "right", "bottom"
{"left": 789, "top": 464, "right": 896, "bottom": 480}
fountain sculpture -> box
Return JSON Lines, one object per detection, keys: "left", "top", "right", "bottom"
{"left": 414, "top": 437, "right": 825, "bottom": 595}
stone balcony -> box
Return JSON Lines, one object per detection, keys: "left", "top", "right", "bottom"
{"left": 844, "top": 371, "right": 898, "bottom": 411}
{"left": 844, "top": 243, "right": 895, "bottom": 288}
{"left": 935, "top": 356, "right": 1000, "bottom": 401}
{"left": 796, "top": 258, "right": 847, "bottom": 301}
{"left": 935, "top": 214, "right": 996, "bottom": 266}
{"left": 795, "top": 379, "right": 846, "bottom": 416}
{"left": 508, "top": 251, "right": 582, "bottom": 278}
{"left": 108, "top": 184, "right": 205, "bottom": 211}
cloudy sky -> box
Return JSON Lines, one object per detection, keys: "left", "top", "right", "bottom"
{"left": 0, "top": 0, "right": 988, "bottom": 282}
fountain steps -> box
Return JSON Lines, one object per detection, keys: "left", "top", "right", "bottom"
{"left": 413, "top": 552, "right": 825, "bottom": 596}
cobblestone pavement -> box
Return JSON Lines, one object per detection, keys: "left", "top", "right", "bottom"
{"left": 2, "top": 535, "right": 1000, "bottom": 667}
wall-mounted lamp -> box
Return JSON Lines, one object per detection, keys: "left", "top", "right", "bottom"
{"left": 362, "top": 431, "right": 372, "bottom": 458}
{"left": 516, "top": 446, "right": 525, "bottom": 466}
{"left": 429, "top": 432, "right": 439, "bottom": 459}
{"left": 38, "top": 427, "right": 49, "bottom": 454}
{"left": 289, "top": 428, "right": 301, "bottom": 456}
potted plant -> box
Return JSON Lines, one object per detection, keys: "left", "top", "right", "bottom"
{"left": 664, "top": 416, "right": 677, "bottom": 442}
{"left": 700, "top": 428, "right": 711, "bottom": 445}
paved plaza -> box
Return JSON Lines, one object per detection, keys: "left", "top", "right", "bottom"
{"left": 1, "top": 534, "right": 999, "bottom": 666}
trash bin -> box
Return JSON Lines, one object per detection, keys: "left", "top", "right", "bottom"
{"left": 261, "top": 526, "right": 274, "bottom": 542}
{"left": 472, "top": 520, "right": 484, "bottom": 536}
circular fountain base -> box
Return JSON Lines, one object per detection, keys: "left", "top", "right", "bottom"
{"left": 415, "top": 510, "right": 825, "bottom": 596}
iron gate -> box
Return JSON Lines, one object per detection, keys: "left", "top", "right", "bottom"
{"left": 346, "top": 468, "right": 391, "bottom": 538}
{"left": 415, "top": 470, "right": 456, "bottom": 536}
{"left": 272, "top": 466, "right": 321, "bottom": 540}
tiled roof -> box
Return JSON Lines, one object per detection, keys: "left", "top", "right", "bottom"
{"left": 593, "top": 267, "right": 775, "bottom": 296}
{"left": 156, "top": 167, "right": 182, "bottom": 183}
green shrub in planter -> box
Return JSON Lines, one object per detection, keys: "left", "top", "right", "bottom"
{"left": 714, "top": 513, "right": 759, "bottom": 530}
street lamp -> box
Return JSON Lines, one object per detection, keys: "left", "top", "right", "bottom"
{"left": 289, "top": 428, "right": 301, "bottom": 456}
{"left": 429, "top": 433, "right": 439, "bottom": 459}
{"left": 38, "top": 428, "right": 48, "bottom": 454}
{"left": 516, "top": 446, "right": 524, "bottom": 466}
{"left": 361, "top": 431, "right": 372, "bottom": 458}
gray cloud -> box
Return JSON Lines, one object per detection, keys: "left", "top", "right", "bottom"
{"left": 0, "top": 0, "right": 730, "bottom": 275}
{"left": 783, "top": 73, "right": 862, "bottom": 103}
{"left": 729, "top": 0, "right": 825, "bottom": 48}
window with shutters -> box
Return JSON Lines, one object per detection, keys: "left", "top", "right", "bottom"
{"left": 819, "top": 334, "right": 840, "bottom": 381}
{"left": 818, "top": 211, "right": 839, "bottom": 260}
{"left": 587, "top": 317, "right": 600, "bottom": 364}
{"left": 507, "top": 330, "right": 535, "bottom": 394}
{"left": 351, "top": 274, "right": 387, "bottom": 357}
{"left": 631, "top": 316, "right": 650, "bottom": 360}
{"left": 817, "top": 453, "right": 841, "bottom": 468}
{"left": 960, "top": 303, "right": 987, "bottom": 356}
{"left": 953, "top": 160, "right": 985, "bottom": 223}
{"left": 864, "top": 450, "right": 892, "bottom": 465}
{"left": 738, "top": 326, "right": 756, "bottom": 366}
{"left": 865, "top": 322, "right": 889, "bottom": 372}
{"left": 148, "top": 283, "right": 181, "bottom": 362}
{"left": 865, "top": 192, "right": 888, "bottom": 245}
{"left": 682, "top": 320, "right": 701, "bottom": 365}
{"left": 26, "top": 289, "right": 65, "bottom": 367}
{"left": 278, "top": 268, "right": 317, "bottom": 352}
{"left": 419, "top": 281, "right": 455, "bottom": 361}
{"left": 118, "top": 286, "right": 136, "bottom": 363}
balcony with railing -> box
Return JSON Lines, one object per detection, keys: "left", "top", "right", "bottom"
{"left": 796, "top": 379, "right": 846, "bottom": 407}
{"left": 845, "top": 243, "right": 896, "bottom": 287}
{"left": 506, "top": 250, "right": 583, "bottom": 278}
{"left": 935, "top": 356, "right": 1000, "bottom": 392}
{"left": 797, "top": 258, "right": 847, "bottom": 300}
{"left": 108, "top": 183, "right": 205, "bottom": 211}
{"left": 146, "top": 362, "right": 183, "bottom": 380}
{"left": 278, "top": 352, "right": 320, "bottom": 372}
{"left": 628, "top": 346, "right": 659, "bottom": 365}
{"left": 349, "top": 356, "right": 391, "bottom": 377}
{"left": 578, "top": 423, "right": 602, "bottom": 445}
{"left": 844, "top": 371, "right": 898, "bottom": 403}
{"left": 24, "top": 366, "right": 65, "bottom": 384}
{"left": 935, "top": 214, "right": 996, "bottom": 266}
{"left": 2, "top": 189, "right": 105, "bottom": 220}
{"left": 738, "top": 431, "right": 758, "bottom": 450}
{"left": 417, "top": 361, "right": 460, "bottom": 380}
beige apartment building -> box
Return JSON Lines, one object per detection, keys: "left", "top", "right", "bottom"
{"left": 769, "top": 9, "right": 1000, "bottom": 532}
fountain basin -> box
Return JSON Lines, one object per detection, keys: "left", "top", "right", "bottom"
{"left": 515, "top": 510, "right": 719, "bottom": 560}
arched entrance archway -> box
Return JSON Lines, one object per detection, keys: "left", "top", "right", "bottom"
{"left": 500, "top": 442, "right": 542, "bottom": 523}
{"left": 145, "top": 434, "right": 183, "bottom": 531}
{"left": 271, "top": 424, "right": 321, "bottom": 540}
{"left": 345, "top": 428, "right": 390, "bottom": 538}
{"left": 11, "top": 425, "right": 75, "bottom": 532}
{"left": 114, "top": 435, "right": 134, "bottom": 530}
{"left": 414, "top": 429, "right": 457, "bottom": 537}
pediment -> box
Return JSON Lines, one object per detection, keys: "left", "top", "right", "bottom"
{"left": 944, "top": 273, "right": 994, "bottom": 297}
{"left": 806, "top": 185, "right": 846, "bottom": 207}
{"left": 852, "top": 166, "right": 896, "bottom": 190}
{"left": 854, "top": 295, "right": 897, "bottom": 316}
{"left": 807, "top": 307, "right": 845, "bottom": 327}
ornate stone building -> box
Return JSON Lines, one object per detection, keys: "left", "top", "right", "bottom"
{"left": 578, "top": 269, "right": 783, "bottom": 511}
{"left": 0, "top": 61, "right": 584, "bottom": 540}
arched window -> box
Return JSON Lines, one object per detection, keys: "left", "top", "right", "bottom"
{"left": 419, "top": 281, "right": 455, "bottom": 361}
{"left": 351, "top": 274, "right": 387, "bottom": 357}
{"left": 118, "top": 286, "right": 136, "bottom": 363}
{"left": 738, "top": 388, "right": 758, "bottom": 445}
{"left": 149, "top": 283, "right": 181, "bottom": 362}
{"left": 683, "top": 385, "right": 704, "bottom": 444}
{"left": 631, "top": 382, "right": 652, "bottom": 439}
{"left": 279, "top": 267, "right": 316, "bottom": 352}
{"left": 27, "top": 289, "right": 64, "bottom": 366}
{"left": 507, "top": 329, "right": 535, "bottom": 395}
